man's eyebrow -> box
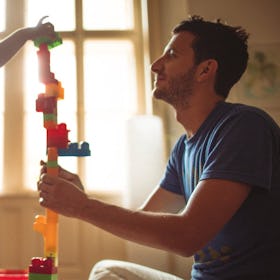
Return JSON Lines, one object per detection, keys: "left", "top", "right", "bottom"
{"left": 163, "top": 45, "right": 176, "bottom": 54}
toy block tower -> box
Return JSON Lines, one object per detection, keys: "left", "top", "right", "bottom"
{"left": 29, "top": 27, "right": 90, "bottom": 280}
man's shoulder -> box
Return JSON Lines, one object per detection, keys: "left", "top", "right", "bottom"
{"left": 221, "top": 102, "right": 279, "bottom": 128}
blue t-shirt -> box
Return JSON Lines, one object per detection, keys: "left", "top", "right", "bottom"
{"left": 160, "top": 101, "right": 280, "bottom": 279}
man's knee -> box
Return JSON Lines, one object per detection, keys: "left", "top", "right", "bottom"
{"left": 88, "top": 259, "right": 181, "bottom": 280}
{"left": 88, "top": 259, "right": 127, "bottom": 280}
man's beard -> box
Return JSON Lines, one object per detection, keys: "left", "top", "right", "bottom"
{"left": 153, "top": 66, "right": 197, "bottom": 109}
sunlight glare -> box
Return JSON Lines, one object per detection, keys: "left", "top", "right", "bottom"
{"left": 26, "top": 0, "right": 75, "bottom": 31}
{"left": 83, "top": 0, "right": 134, "bottom": 30}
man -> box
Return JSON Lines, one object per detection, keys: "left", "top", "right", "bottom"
{"left": 38, "top": 15, "right": 280, "bottom": 279}
{"left": 0, "top": 16, "right": 56, "bottom": 67}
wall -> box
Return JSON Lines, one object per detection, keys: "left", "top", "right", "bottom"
{"left": 188, "top": 0, "right": 279, "bottom": 44}
{"left": 188, "top": 0, "right": 280, "bottom": 111}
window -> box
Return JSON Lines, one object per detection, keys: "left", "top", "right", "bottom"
{"left": 0, "top": 0, "right": 150, "bottom": 194}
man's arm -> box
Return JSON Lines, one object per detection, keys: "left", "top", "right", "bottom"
{"left": 38, "top": 175, "right": 251, "bottom": 257}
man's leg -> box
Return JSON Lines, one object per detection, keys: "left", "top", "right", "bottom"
{"left": 89, "top": 259, "right": 184, "bottom": 280}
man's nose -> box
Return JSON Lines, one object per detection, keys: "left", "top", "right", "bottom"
{"left": 150, "top": 56, "right": 163, "bottom": 73}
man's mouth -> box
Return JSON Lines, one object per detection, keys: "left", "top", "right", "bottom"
{"left": 154, "top": 75, "right": 165, "bottom": 86}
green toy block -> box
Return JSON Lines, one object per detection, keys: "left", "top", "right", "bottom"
{"left": 44, "top": 114, "right": 57, "bottom": 122}
{"left": 29, "top": 273, "right": 58, "bottom": 280}
{"left": 34, "top": 33, "right": 62, "bottom": 49}
{"left": 46, "top": 160, "right": 58, "bottom": 168}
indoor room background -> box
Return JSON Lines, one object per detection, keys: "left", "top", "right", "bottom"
{"left": 0, "top": 0, "right": 279, "bottom": 279}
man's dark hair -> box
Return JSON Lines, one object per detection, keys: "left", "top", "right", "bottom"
{"left": 173, "top": 15, "right": 249, "bottom": 98}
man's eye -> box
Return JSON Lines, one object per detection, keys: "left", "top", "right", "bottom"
{"left": 168, "top": 49, "right": 176, "bottom": 57}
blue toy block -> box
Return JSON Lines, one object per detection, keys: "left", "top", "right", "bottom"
{"left": 58, "top": 141, "right": 91, "bottom": 157}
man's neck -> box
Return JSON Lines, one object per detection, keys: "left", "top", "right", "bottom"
{"left": 175, "top": 95, "right": 224, "bottom": 139}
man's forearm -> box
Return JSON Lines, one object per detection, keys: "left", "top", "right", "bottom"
{"left": 79, "top": 197, "right": 194, "bottom": 257}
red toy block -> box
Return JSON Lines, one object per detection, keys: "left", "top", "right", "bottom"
{"left": 37, "top": 44, "right": 51, "bottom": 83}
{"left": 47, "top": 123, "right": 69, "bottom": 148}
{"left": 36, "top": 94, "right": 57, "bottom": 114}
{"left": 0, "top": 269, "right": 28, "bottom": 279}
{"left": 29, "top": 258, "right": 57, "bottom": 274}
{"left": 37, "top": 44, "right": 50, "bottom": 65}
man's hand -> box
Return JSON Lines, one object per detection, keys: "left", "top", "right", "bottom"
{"left": 38, "top": 172, "right": 89, "bottom": 218}
{"left": 40, "top": 160, "right": 85, "bottom": 191}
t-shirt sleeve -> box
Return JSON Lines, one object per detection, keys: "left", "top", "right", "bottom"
{"left": 159, "top": 136, "right": 185, "bottom": 195}
{"left": 200, "top": 111, "right": 274, "bottom": 190}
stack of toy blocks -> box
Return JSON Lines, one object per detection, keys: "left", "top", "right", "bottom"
{"left": 30, "top": 36, "right": 62, "bottom": 280}
{"left": 29, "top": 29, "right": 90, "bottom": 280}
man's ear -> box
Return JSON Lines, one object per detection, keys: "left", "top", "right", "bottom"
{"left": 196, "top": 59, "right": 218, "bottom": 81}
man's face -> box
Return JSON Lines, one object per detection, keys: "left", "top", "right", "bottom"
{"left": 151, "top": 31, "right": 197, "bottom": 108}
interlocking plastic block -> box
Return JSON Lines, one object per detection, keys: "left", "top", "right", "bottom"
{"left": 0, "top": 269, "right": 28, "bottom": 279}
{"left": 47, "top": 123, "right": 69, "bottom": 148}
{"left": 34, "top": 33, "right": 62, "bottom": 49}
{"left": 29, "top": 258, "right": 56, "bottom": 274}
{"left": 44, "top": 114, "right": 57, "bottom": 123}
{"left": 36, "top": 95, "right": 57, "bottom": 114}
{"left": 47, "top": 148, "right": 58, "bottom": 161}
{"left": 45, "top": 82, "right": 64, "bottom": 99}
{"left": 37, "top": 44, "right": 50, "bottom": 64}
{"left": 44, "top": 120, "right": 57, "bottom": 129}
{"left": 37, "top": 44, "right": 56, "bottom": 84}
{"left": 28, "top": 273, "right": 57, "bottom": 280}
{"left": 58, "top": 141, "right": 91, "bottom": 157}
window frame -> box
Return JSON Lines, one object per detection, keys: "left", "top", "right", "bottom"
{"left": 0, "top": 0, "right": 151, "bottom": 194}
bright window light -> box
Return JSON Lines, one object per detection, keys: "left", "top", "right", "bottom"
{"left": 83, "top": 0, "right": 134, "bottom": 30}
{"left": 84, "top": 40, "right": 137, "bottom": 112}
{"left": 83, "top": 40, "right": 137, "bottom": 190}
{"left": 25, "top": 0, "right": 75, "bottom": 31}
